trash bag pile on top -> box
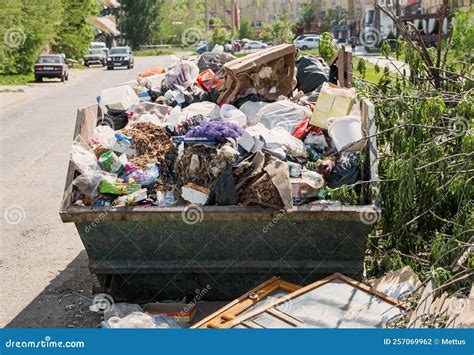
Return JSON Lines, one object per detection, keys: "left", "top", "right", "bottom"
{"left": 70, "top": 45, "right": 366, "bottom": 210}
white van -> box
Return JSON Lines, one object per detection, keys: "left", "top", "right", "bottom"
{"left": 90, "top": 42, "right": 108, "bottom": 55}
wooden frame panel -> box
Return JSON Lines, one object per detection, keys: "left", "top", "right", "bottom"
{"left": 191, "top": 277, "right": 301, "bottom": 328}
{"left": 225, "top": 273, "right": 405, "bottom": 329}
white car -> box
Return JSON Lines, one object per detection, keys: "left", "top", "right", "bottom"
{"left": 295, "top": 36, "right": 320, "bottom": 50}
{"left": 244, "top": 40, "right": 268, "bottom": 49}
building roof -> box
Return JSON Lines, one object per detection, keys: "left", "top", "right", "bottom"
{"left": 91, "top": 15, "right": 120, "bottom": 36}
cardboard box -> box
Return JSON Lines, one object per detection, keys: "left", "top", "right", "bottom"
{"left": 218, "top": 44, "right": 297, "bottom": 105}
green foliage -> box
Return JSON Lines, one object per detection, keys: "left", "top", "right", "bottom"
{"left": 360, "top": 22, "right": 473, "bottom": 290}
{"left": 299, "top": 2, "right": 316, "bottom": 32}
{"left": 155, "top": 0, "right": 206, "bottom": 45}
{"left": 321, "top": 6, "right": 347, "bottom": 32}
{"left": 239, "top": 17, "right": 253, "bottom": 40}
{"left": 52, "top": 0, "right": 99, "bottom": 60}
{"left": 210, "top": 26, "right": 230, "bottom": 45}
{"left": 451, "top": 6, "right": 474, "bottom": 61}
{"left": 121, "top": 0, "right": 164, "bottom": 50}
{"left": 356, "top": 58, "right": 367, "bottom": 78}
{"left": 259, "top": 15, "right": 294, "bottom": 45}
{"left": 1, "top": 1, "right": 64, "bottom": 74}
{"left": 319, "top": 32, "right": 336, "bottom": 63}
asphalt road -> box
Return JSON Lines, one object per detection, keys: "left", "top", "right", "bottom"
{"left": 0, "top": 54, "right": 225, "bottom": 328}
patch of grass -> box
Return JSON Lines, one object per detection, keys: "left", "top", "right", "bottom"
{"left": 0, "top": 72, "right": 35, "bottom": 86}
{"left": 353, "top": 57, "right": 385, "bottom": 83}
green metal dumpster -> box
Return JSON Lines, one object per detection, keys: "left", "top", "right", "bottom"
{"left": 60, "top": 101, "right": 380, "bottom": 301}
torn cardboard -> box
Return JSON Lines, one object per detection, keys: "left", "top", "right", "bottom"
{"left": 218, "top": 44, "right": 297, "bottom": 105}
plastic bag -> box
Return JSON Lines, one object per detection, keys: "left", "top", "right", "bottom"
{"left": 239, "top": 101, "right": 269, "bottom": 126}
{"left": 179, "top": 101, "right": 220, "bottom": 122}
{"left": 104, "top": 312, "right": 171, "bottom": 328}
{"left": 164, "top": 60, "right": 199, "bottom": 90}
{"left": 70, "top": 136, "right": 99, "bottom": 173}
{"left": 104, "top": 303, "right": 144, "bottom": 321}
{"left": 304, "top": 130, "right": 328, "bottom": 150}
{"left": 92, "top": 126, "right": 116, "bottom": 149}
{"left": 296, "top": 56, "right": 329, "bottom": 94}
{"left": 197, "top": 52, "right": 236, "bottom": 72}
{"left": 119, "top": 164, "right": 160, "bottom": 186}
{"left": 219, "top": 104, "right": 247, "bottom": 127}
{"left": 72, "top": 170, "right": 116, "bottom": 195}
{"left": 257, "top": 101, "right": 312, "bottom": 134}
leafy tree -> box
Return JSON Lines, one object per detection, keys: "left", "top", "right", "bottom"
{"left": 321, "top": 5, "right": 347, "bottom": 33}
{"left": 120, "top": 0, "right": 164, "bottom": 49}
{"left": 319, "top": 32, "right": 336, "bottom": 63}
{"left": 210, "top": 26, "right": 230, "bottom": 45}
{"left": 300, "top": 2, "right": 316, "bottom": 32}
{"left": 450, "top": 6, "right": 474, "bottom": 61}
{"left": 259, "top": 15, "right": 294, "bottom": 45}
{"left": 52, "top": 0, "right": 99, "bottom": 60}
{"left": 239, "top": 17, "right": 253, "bottom": 40}
{"left": 1, "top": 0, "right": 63, "bottom": 74}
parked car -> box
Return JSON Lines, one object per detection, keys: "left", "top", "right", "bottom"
{"left": 84, "top": 48, "right": 107, "bottom": 67}
{"left": 243, "top": 40, "right": 268, "bottom": 50}
{"left": 34, "top": 54, "right": 69, "bottom": 82}
{"left": 294, "top": 34, "right": 319, "bottom": 42}
{"left": 107, "top": 46, "right": 134, "bottom": 70}
{"left": 90, "top": 41, "right": 108, "bottom": 55}
{"left": 295, "top": 36, "right": 320, "bottom": 50}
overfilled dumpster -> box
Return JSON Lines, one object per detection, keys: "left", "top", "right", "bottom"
{"left": 60, "top": 47, "right": 380, "bottom": 301}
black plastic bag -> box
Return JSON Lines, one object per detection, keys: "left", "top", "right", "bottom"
{"left": 96, "top": 109, "right": 129, "bottom": 130}
{"left": 296, "top": 56, "right": 329, "bottom": 94}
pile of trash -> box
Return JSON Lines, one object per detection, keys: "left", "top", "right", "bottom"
{"left": 70, "top": 45, "right": 367, "bottom": 209}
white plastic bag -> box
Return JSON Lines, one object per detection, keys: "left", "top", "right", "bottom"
{"left": 70, "top": 136, "right": 99, "bottom": 173}
{"left": 257, "top": 101, "right": 312, "bottom": 133}
{"left": 239, "top": 101, "right": 269, "bottom": 126}
{"left": 92, "top": 126, "right": 116, "bottom": 149}
{"left": 72, "top": 170, "right": 116, "bottom": 196}
{"left": 304, "top": 131, "right": 328, "bottom": 150}
{"left": 179, "top": 101, "right": 220, "bottom": 122}
{"left": 219, "top": 104, "right": 247, "bottom": 127}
